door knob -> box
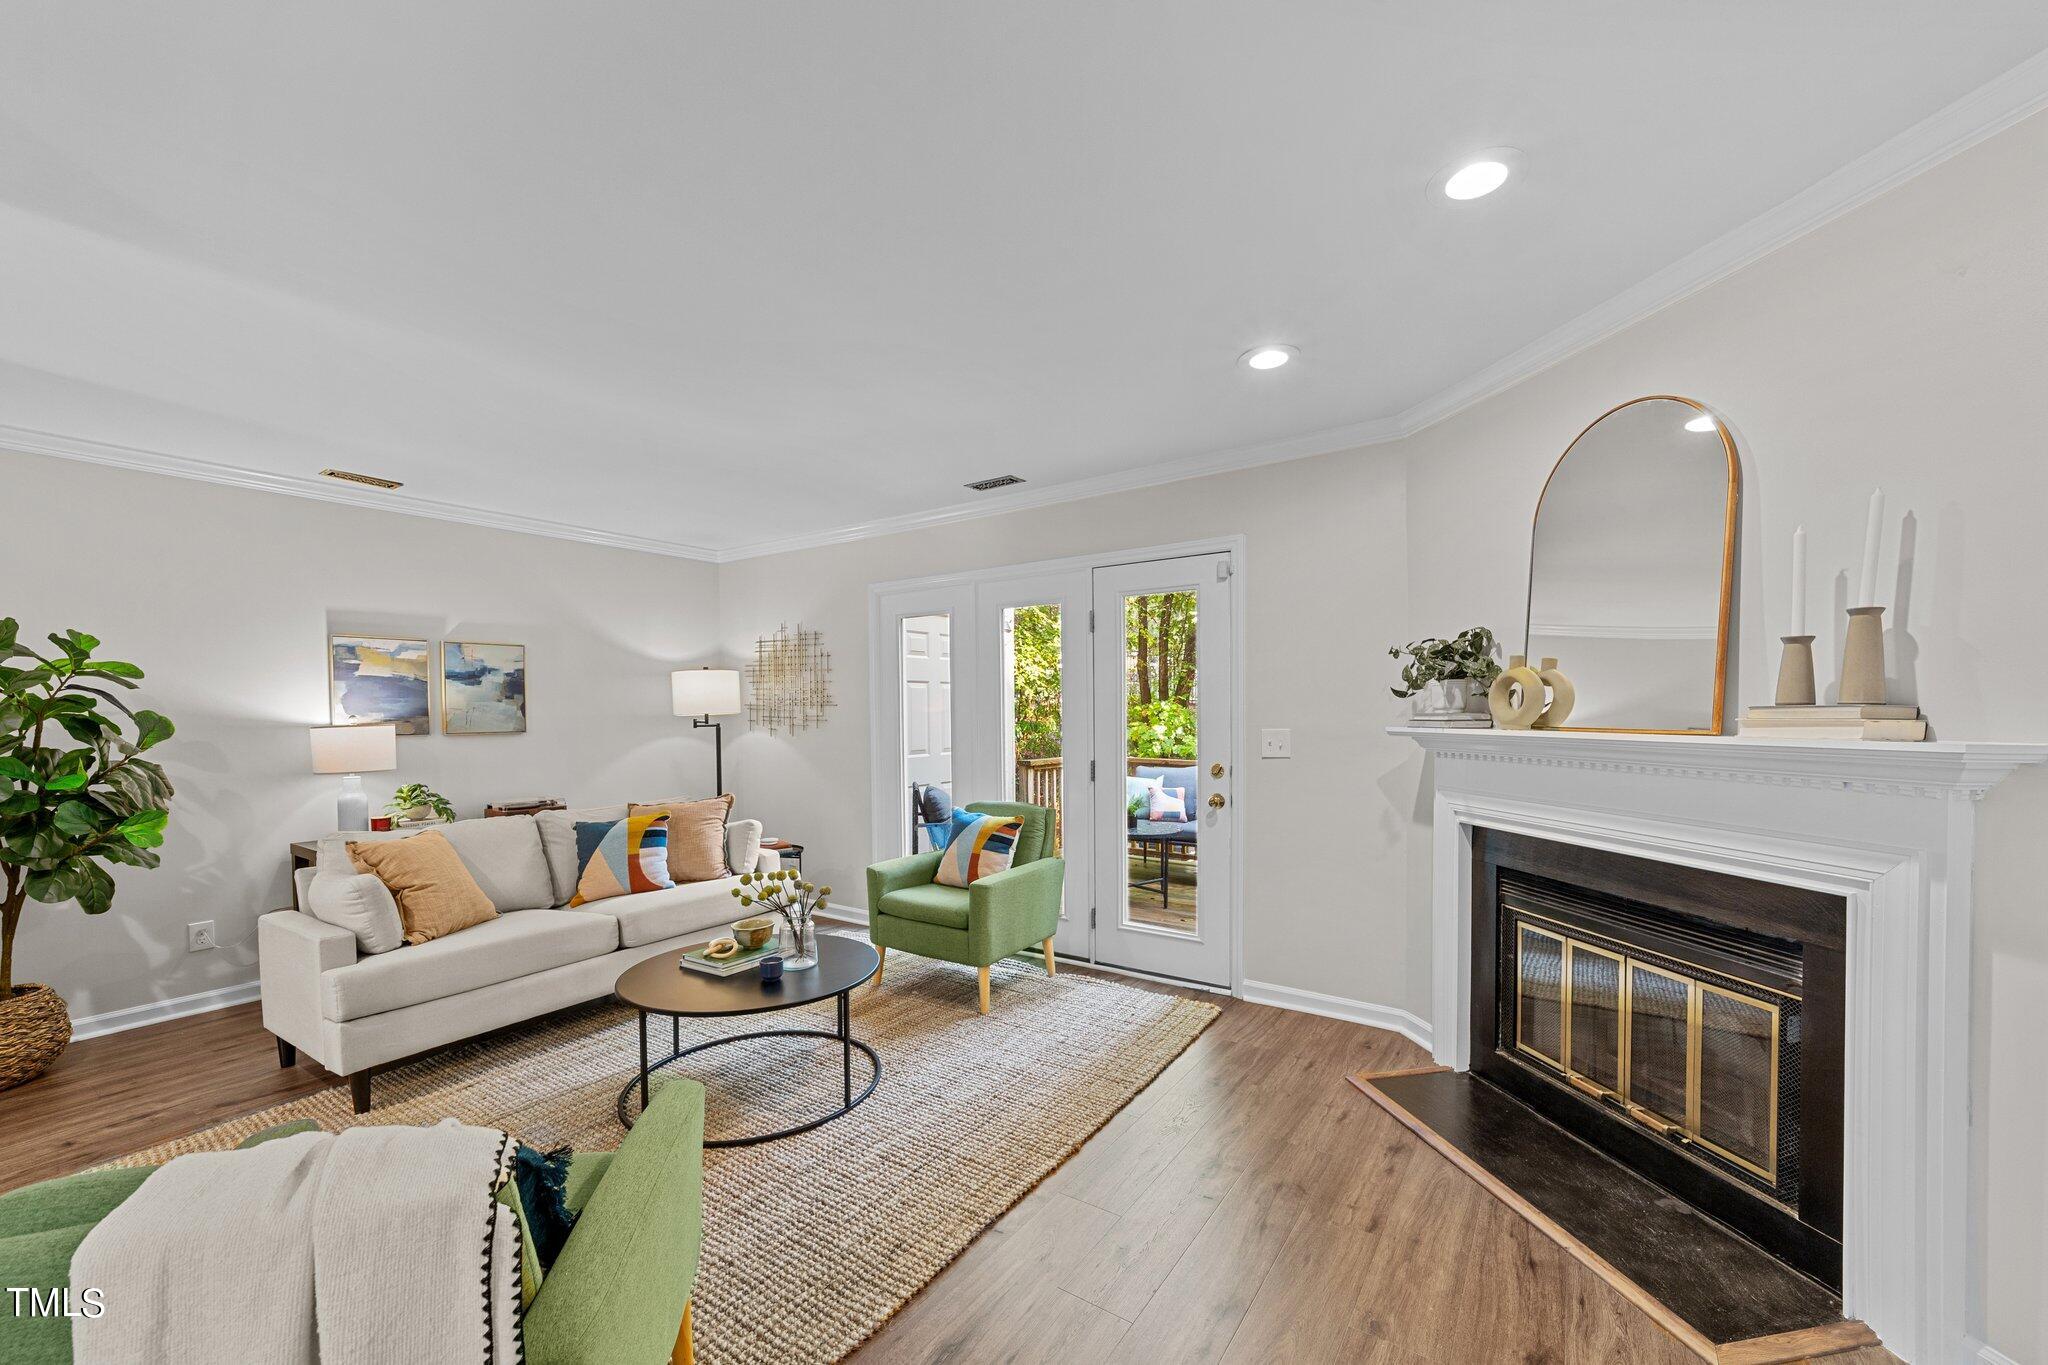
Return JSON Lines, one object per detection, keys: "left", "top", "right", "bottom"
{"left": 1207, "top": 793, "right": 1226, "bottom": 809}
{"left": 1209, "top": 763, "right": 1225, "bottom": 777}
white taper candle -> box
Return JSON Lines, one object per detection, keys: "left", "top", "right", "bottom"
{"left": 1857, "top": 488, "right": 1884, "bottom": 607}
{"left": 1791, "top": 524, "right": 1807, "bottom": 636}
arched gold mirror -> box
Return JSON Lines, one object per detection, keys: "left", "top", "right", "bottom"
{"left": 1524, "top": 395, "right": 1738, "bottom": 734}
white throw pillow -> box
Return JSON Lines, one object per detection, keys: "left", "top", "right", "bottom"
{"left": 726, "top": 819, "right": 762, "bottom": 876}
{"left": 305, "top": 870, "right": 406, "bottom": 954}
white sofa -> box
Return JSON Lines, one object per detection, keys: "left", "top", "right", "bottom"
{"left": 258, "top": 805, "right": 774, "bottom": 1112}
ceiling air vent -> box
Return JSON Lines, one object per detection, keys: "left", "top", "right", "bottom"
{"left": 319, "top": 468, "right": 404, "bottom": 490}
{"left": 964, "top": 474, "right": 1026, "bottom": 492}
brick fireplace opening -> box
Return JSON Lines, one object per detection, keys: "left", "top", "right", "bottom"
{"left": 1471, "top": 828, "right": 1845, "bottom": 1288}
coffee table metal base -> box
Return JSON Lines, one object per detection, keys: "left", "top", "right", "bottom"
{"left": 616, "top": 992, "right": 881, "bottom": 1147}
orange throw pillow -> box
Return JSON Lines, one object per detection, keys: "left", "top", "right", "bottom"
{"left": 629, "top": 794, "right": 734, "bottom": 883}
{"left": 349, "top": 831, "right": 497, "bottom": 945}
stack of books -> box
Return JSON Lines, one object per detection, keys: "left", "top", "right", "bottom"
{"left": 1408, "top": 712, "right": 1494, "bottom": 730}
{"left": 678, "top": 940, "right": 782, "bottom": 977}
{"left": 1737, "top": 703, "right": 1926, "bottom": 742}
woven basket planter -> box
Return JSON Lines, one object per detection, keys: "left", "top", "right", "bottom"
{"left": 0, "top": 983, "right": 72, "bottom": 1090}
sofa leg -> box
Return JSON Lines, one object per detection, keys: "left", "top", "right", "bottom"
{"left": 349, "top": 1072, "right": 371, "bottom": 1114}
{"left": 1042, "top": 938, "right": 1056, "bottom": 977}
{"left": 977, "top": 966, "right": 991, "bottom": 1015}
{"left": 275, "top": 1037, "right": 297, "bottom": 1068}
{"left": 671, "top": 1298, "right": 695, "bottom": 1365}
{"left": 873, "top": 944, "right": 886, "bottom": 989}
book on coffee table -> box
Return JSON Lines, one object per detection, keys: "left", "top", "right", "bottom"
{"left": 679, "top": 940, "right": 782, "bottom": 977}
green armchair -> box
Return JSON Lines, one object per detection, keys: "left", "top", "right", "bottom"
{"left": 865, "top": 801, "right": 1062, "bottom": 1013}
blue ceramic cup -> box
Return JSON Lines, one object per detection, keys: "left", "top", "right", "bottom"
{"left": 759, "top": 955, "right": 785, "bottom": 983}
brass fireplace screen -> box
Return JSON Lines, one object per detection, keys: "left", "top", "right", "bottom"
{"left": 1505, "top": 906, "right": 1799, "bottom": 1202}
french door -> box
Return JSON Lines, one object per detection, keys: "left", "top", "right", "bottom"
{"left": 873, "top": 545, "right": 1237, "bottom": 989}
{"left": 1089, "top": 555, "right": 1234, "bottom": 986}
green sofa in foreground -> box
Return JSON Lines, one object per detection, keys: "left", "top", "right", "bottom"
{"left": 865, "top": 801, "right": 1063, "bottom": 1013}
{"left": 0, "top": 1078, "right": 705, "bottom": 1365}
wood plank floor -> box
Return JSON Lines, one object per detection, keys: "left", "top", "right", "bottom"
{"left": 2, "top": 980, "right": 1898, "bottom": 1364}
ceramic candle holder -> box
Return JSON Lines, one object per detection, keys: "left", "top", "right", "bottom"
{"left": 1775, "top": 635, "right": 1817, "bottom": 706}
{"left": 1840, "top": 607, "right": 1886, "bottom": 704}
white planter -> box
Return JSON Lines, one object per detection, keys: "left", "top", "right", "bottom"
{"left": 1413, "top": 677, "right": 1489, "bottom": 719}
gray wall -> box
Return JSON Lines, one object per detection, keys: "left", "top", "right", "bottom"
{"left": 1, "top": 452, "right": 722, "bottom": 1021}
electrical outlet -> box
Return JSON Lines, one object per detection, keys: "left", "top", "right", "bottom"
{"left": 1261, "top": 728, "right": 1292, "bottom": 759}
{"left": 186, "top": 920, "right": 216, "bottom": 952}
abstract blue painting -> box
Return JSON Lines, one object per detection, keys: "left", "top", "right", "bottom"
{"left": 442, "top": 641, "right": 527, "bottom": 734}
{"left": 330, "top": 636, "right": 431, "bottom": 734}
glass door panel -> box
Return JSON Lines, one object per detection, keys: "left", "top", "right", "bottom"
{"left": 1002, "top": 604, "right": 1063, "bottom": 854}
{"left": 1121, "top": 590, "right": 1199, "bottom": 935}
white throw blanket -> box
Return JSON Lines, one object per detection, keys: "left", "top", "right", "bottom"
{"left": 70, "top": 1121, "right": 522, "bottom": 1365}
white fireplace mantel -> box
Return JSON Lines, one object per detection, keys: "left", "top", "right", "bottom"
{"left": 1393, "top": 724, "right": 2048, "bottom": 1365}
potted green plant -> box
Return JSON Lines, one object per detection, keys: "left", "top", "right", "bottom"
{"left": 1, "top": 619, "right": 174, "bottom": 1089}
{"left": 387, "top": 782, "right": 456, "bottom": 826}
{"left": 1389, "top": 627, "right": 1503, "bottom": 720}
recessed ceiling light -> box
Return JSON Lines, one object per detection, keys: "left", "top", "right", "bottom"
{"left": 1241, "top": 345, "right": 1296, "bottom": 371}
{"left": 1444, "top": 161, "right": 1509, "bottom": 200}
{"left": 1685, "top": 414, "right": 1718, "bottom": 432}
{"left": 1430, "top": 147, "right": 1525, "bottom": 204}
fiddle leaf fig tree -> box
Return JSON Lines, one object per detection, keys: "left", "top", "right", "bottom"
{"left": 0, "top": 618, "right": 175, "bottom": 998}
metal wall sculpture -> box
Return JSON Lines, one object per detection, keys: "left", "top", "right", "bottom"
{"left": 746, "top": 623, "right": 834, "bottom": 734}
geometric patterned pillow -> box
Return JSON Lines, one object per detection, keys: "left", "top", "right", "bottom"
{"left": 1147, "top": 784, "right": 1187, "bottom": 820}
{"left": 568, "top": 812, "right": 675, "bottom": 905}
{"left": 933, "top": 814, "right": 1023, "bottom": 889}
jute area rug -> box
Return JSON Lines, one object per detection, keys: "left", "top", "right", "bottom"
{"left": 111, "top": 938, "right": 1218, "bottom": 1365}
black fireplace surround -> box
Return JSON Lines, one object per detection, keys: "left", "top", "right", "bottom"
{"left": 1470, "top": 828, "right": 1846, "bottom": 1288}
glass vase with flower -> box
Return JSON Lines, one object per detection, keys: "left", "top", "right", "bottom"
{"left": 730, "top": 869, "right": 833, "bottom": 969}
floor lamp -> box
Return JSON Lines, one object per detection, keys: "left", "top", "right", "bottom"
{"left": 672, "top": 668, "right": 743, "bottom": 796}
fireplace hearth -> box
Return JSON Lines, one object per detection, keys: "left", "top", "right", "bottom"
{"left": 1472, "top": 829, "right": 1845, "bottom": 1287}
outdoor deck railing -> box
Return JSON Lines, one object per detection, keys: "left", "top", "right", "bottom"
{"left": 1013, "top": 755, "right": 1196, "bottom": 825}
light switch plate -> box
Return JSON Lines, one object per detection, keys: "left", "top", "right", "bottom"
{"left": 1261, "top": 728, "right": 1292, "bottom": 759}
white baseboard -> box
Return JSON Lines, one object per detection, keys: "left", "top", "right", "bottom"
{"left": 69, "top": 979, "right": 261, "bottom": 1041}
{"left": 817, "top": 903, "right": 870, "bottom": 927}
{"left": 1239, "top": 979, "right": 1434, "bottom": 1051}
{"left": 1965, "top": 1337, "right": 2020, "bottom": 1365}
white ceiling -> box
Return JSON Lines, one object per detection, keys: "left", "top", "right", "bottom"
{"left": 5, "top": 4, "right": 2047, "bottom": 558}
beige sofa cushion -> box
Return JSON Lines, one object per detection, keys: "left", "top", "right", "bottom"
{"left": 536, "top": 805, "right": 628, "bottom": 906}
{"left": 572, "top": 879, "right": 746, "bottom": 949}
{"left": 304, "top": 870, "right": 406, "bottom": 955}
{"left": 320, "top": 909, "right": 618, "bottom": 1022}
{"left": 437, "top": 815, "right": 554, "bottom": 912}
{"left": 630, "top": 795, "right": 733, "bottom": 882}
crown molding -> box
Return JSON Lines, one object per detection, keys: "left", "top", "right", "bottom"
{"left": 0, "top": 424, "right": 722, "bottom": 562}
{"left": 709, "top": 410, "right": 1404, "bottom": 561}
{"left": 11, "top": 48, "right": 2048, "bottom": 565}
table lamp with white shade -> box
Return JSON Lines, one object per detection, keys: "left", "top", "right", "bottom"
{"left": 671, "top": 668, "right": 742, "bottom": 795}
{"left": 309, "top": 724, "right": 398, "bottom": 831}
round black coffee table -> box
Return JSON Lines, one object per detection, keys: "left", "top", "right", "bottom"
{"left": 614, "top": 934, "right": 881, "bottom": 1147}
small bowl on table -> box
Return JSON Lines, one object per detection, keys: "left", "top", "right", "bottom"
{"left": 733, "top": 916, "right": 776, "bottom": 952}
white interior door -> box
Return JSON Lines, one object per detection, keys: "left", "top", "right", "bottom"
{"left": 874, "top": 586, "right": 977, "bottom": 858}
{"left": 1091, "top": 553, "right": 1236, "bottom": 987}
{"left": 901, "top": 613, "right": 952, "bottom": 798}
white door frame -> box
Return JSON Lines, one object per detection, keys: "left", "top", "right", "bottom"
{"left": 867, "top": 534, "right": 1248, "bottom": 995}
